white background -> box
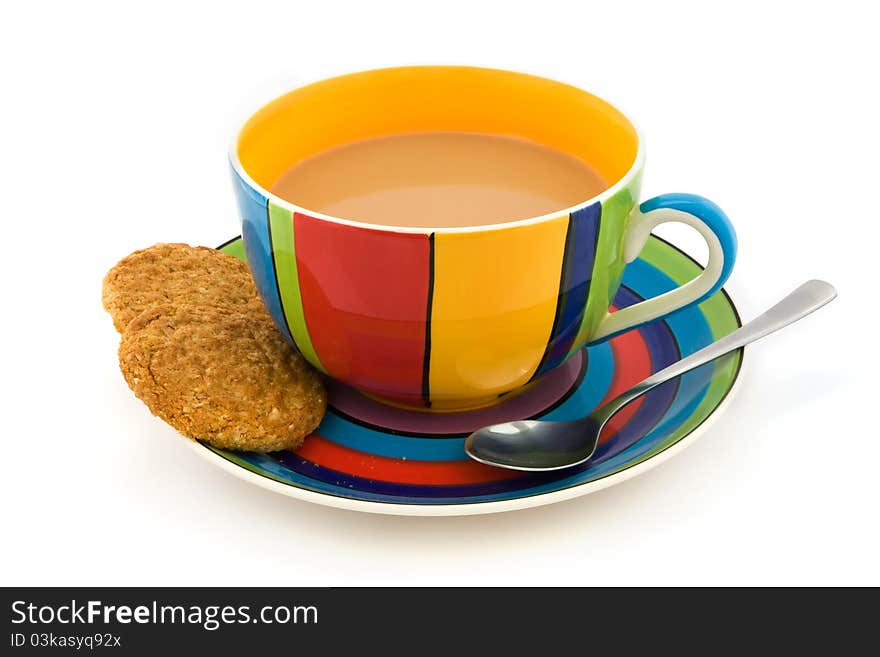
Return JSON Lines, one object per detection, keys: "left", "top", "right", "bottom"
{"left": 1, "top": 1, "right": 876, "bottom": 586}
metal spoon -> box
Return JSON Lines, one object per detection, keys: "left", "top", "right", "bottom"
{"left": 465, "top": 279, "right": 837, "bottom": 471}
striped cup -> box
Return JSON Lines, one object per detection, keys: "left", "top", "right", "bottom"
{"left": 231, "top": 66, "right": 736, "bottom": 411}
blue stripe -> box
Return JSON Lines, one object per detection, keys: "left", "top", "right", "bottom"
{"left": 231, "top": 168, "right": 294, "bottom": 346}
{"left": 535, "top": 203, "right": 601, "bottom": 375}
{"left": 537, "top": 341, "right": 613, "bottom": 422}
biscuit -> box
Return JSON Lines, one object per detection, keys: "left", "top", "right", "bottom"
{"left": 118, "top": 304, "right": 326, "bottom": 452}
{"left": 102, "top": 243, "right": 262, "bottom": 333}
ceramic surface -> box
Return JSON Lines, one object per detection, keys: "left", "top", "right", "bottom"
{"left": 230, "top": 66, "right": 737, "bottom": 410}
{"left": 191, "top": 235, "right": 743, "bottom": 516}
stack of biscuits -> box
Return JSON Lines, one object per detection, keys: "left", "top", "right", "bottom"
{"left": 103, "top": 243, "right": 326, "bottom": 452}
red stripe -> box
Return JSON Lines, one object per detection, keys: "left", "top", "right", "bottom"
{"left": 295, "top": 435, "right": 523, "bottom": 485}
{"left": 293, "top": 213, "right": 431, "bottom": 404}
{"left": 597, "top": 318, "right": 653, "bottom": 444}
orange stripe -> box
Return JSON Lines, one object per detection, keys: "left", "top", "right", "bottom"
{"left": 294, "top": 435, "right": 524, "bottom": 485}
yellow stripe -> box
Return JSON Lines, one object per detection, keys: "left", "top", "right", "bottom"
{"left": 429, "top": 216, "right": 569, "bottom": 407}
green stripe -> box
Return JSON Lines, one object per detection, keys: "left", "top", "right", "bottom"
{"left": 219, "top": 237, "right": 247, "bottom": 262}
{"left": 566, "top": 182, "right": 637, "bottom": 357}
{"left": 267, "top": 202, "right": 326, "bottom": 373}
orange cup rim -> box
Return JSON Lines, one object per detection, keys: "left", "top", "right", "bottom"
{"left": 229, "top": 65, "right": 645, "bottom": 235}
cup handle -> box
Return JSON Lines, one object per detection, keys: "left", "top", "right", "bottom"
{"left": 592, "top": 193, "right": 737, "bottom": 342}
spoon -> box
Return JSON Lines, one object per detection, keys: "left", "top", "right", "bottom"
{"left": 465, "top": 279, "right": 837, "bottom": 471}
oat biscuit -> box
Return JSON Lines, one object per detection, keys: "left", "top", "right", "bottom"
{"left": 118, "top": 304, "right": 326, "bottom": 452}
{"left": 102, "top": 243, "right": 262, "bottom": 332}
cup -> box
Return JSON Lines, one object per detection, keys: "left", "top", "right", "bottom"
{"left": 230, "top": 66, "right": 736, "bottom": 411}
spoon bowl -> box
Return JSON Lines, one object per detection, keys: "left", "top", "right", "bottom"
{"left": 465, "top": 419, "right": 604, "bottom": 471}
{"left": 465, "top": 280, "right": 837, "bottom": 471}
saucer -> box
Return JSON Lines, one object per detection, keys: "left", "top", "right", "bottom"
{"left": 188, "top": 235, "right": 743, "bottom": 515}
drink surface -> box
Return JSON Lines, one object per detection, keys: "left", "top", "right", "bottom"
{"left": 269, "top": 131, "right": 608, "bottom": 228}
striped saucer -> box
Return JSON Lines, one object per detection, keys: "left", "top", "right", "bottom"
{"left": 187, "top": 235, "right": 743, "bottom": 515}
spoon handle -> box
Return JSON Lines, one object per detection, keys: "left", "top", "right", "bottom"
{"left": 598, "top": 280, "right": 837, "bottom": 420}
